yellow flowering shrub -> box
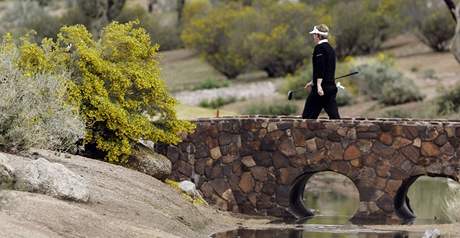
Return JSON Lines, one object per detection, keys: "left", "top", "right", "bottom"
{"left": 13, "top": 22, "right": 194, "bottom": 163}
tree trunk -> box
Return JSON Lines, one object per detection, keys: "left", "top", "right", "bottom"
{"left": 177, "top": 0, "right": 186, "bottom": 27}
{"left": 454, "top": 7, "right": 460, "bottom": 63}
{"left": 444, "top": 0, "right": 460, "bottom": 63}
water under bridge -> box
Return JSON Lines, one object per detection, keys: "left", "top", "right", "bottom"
{"left": 156, "top": 116, "right": 460, "bottom": 224}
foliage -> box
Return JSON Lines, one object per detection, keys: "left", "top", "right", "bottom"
{"left": 0, "top": 35, "right": 85, "bottom": 153}
{"left": 380, "top": 78, "right": 424, "bottom": 105}
{"left": 0, "top": 1, "right": 62, "bottom": 42}
{"left": 14, "top": 22, "right": 194, "bottom": 163}
{"left": 417, "top": 10, "right": 456, "bottom": 52}
{"left": 354, "top": 55, "right": 423, "bottom": 105}
{"left": 436, "top": 84, "right": 460, "bottom": 115}
{"left": 331, "top": 0, "right": 401, "bottom": 58}
{"left": 77, "top": 0, "right": 126, "bottom": 35}
{"left": 182, "top": 5, "right": 255, "bottom": 78}
{"left": 182, "top": 0, "right": 212, "bottom": 25}
{"left": 60, "top": 22, "right": 194, "bottom": 163}
{"left": 383, "top": 109, "right": 412, "bottom": 118}
{"left": 116, "top": 5, "right": 182, "bottom": 51}
{"left": 402, "top": 0, "right": 456, "bottom": 52}
{"left": 193, "top": 78, "right": 229, "bottom": 90}
{"left": 279, "top": 67, "right": 312, "bottom": 100}
{"left": 336, "top": 87, "right": 353, "bottom": 107}
{"left": 183, "top": 2, "right": 315, "bottom": 78}
{"left": 245, "top": 3, "right": 314, "bottom": 77}
{"left": 244, "top": 102, "right": 298, "bottom": 116}
{"left": 199, "top": 96, "right": 237, "bottom": 109}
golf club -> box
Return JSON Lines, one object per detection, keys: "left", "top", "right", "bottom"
{"left": 287, "top": 71, "right": 359, "bottom": 100}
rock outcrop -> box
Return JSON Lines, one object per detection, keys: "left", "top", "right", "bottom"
{"left": 0, "top": 153, "right": 89, "bottom": 202}
{"left": 128, "top": 144, "right": 172, "bottom": 181}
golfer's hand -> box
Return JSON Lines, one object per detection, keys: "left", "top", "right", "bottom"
{"left": 317, "top": 86, "right": 324, "bottom": 96}
{"left": 304, "top": 81, "right": 312, "bottom": 88}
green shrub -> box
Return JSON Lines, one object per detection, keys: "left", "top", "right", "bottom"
{"left": 193, "top": 78, "right": 229, "bottom": 90}
{"left": 336, "top": 87, "right": 353, "bottom": 106}
{"left": 182, "top": 0, "right": 211, "bottom": 25}
{"left": 279, "top": 67, "right": 312, "bottom": 100}
{"left": 405, "top": 0, "right": 456, "bottom": 51}
{"left": 244, "top": 102, "right": 298, "bottom": 116}
{"left": 380, "top": 78, "right": 424, "bottom": 105}
{"left": 0, "top": 35, "right": 85, "bottom": 153}
{"left": 354, "top": 57, "right": 423, "bottom": 105}
{"left": 116, "top": 5, "right": 182, "bottom": 51}
{"left": 436, "top": 84, "right": 460, "bottom": 115}
{"left": 0, "top": 1, "right": 62, "bottom": 41}
{"left": 246, "top": 3, "right": 314, "bottom": 77}
{"left": 199, "top": 97, "right": 237, "bottom": 109}
{"left": 415, "top": 5, "right": 456, "bottom": 52}
{"left": 182, "top": 5, "right": 255, "bottom": 78}
{"left": 332, "top": 0, "right": 400, "bottom": 58}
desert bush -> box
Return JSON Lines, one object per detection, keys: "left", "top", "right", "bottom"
{"left": 116, "top": 5, "right": 182, "bottom": 51}
{"left": 380, "top": 78, "right": 424, "bottom": 105}
{"left": 436, "top": 84, "right": 460, "bottom": 115}
{"left": 182, "top": 0, "right": 211, "bottom": 25}
{"left": 193, "top": 78, "right": 229, "bottom": 90}
{"left": 336, "top": 87, "right": 353, "bottom": 106}
{"left": 182, "top": 5, "right": 256, "bottom": 78}
{"left": 402, "top": 0, "right": 456, "bottom": 52}
{"left": 279, "top": 67, "right": 312, "bottom": 100}
{"left": 0, "top": 1, "right": 62, "bottom": 41}
{"left": 246, "top": 3, "right": 313, "bottom": 77}
{"left": 244, "top": 102, "right": 298, "bottom": 116}
{"left": 332, "top": 0, "right": 400, "bottom": 58}
{"left": 57, "top": 22, "right": 194, "bottom": 163}
{"left": 0, "top": 35, "right": 85, "bottom": 153}
{"left": 417, "top": 10, "right": 456, "bottom": 52}
{"left": 14, "top": 22, "right": 194, "bottom": 163}
{"left": 199, "top": 97, "right": 237, "bottom": 109}
{"left": 354, "top": 56, "right": 423, "bottom": 105}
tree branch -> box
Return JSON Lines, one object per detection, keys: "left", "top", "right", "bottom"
{"left": 444, "top": 0, "right": 457, "bottom": 22}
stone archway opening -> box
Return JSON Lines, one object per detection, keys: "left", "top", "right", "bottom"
{"left": 289, "top": 171, "right": 360, "bottom": 222}
{"left": 395, "top": 174, "right": 460, "bottom": 224}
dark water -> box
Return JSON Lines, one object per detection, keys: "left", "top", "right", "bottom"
{"left": 302, "top": 173, "right": 460, "bottom": 225}
{"left": 211, "top": 228, "right": 416, "bottom": 238}
{"left": 211, "top": 175, "right": 460, "bottom": 238}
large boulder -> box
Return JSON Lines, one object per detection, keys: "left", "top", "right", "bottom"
{"left": 13, "top": 157, "right": 90, "bottom": 202}
{"left": 128, "top": 144, "right": 172, "bottom": 181}
{"left": 0, "top": 154, "right": 14, "bottom": 189}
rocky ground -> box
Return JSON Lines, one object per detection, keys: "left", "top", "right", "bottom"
{"left": 0, "top": 150, "right": 270, "bottom": 238}
{"left": 0, "top": 150, "right": 459, "bottom": 238}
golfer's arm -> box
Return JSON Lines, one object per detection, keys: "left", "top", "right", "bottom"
{"left": 317, "top": 78, "right": 323, "bottom": 87}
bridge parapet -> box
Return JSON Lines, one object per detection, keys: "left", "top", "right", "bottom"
{"left": 156, "top": 116, "right": 460, "bottom": 224}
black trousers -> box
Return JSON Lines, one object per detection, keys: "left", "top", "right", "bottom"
{"left": 302, "top": 87, "right": 340, "bottom": 119}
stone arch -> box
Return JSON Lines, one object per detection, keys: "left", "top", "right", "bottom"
{"left": 288, "top": 170, "right": 359, "bottom": 219}
{"left": 394, "top": 173, "right": 460, "bottom": 222}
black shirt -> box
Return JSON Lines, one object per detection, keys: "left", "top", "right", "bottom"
{"left": 312, "top": 42, "right": 336, "bottom": 89}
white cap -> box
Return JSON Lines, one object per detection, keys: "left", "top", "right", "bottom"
{"left": 309, "top": 26, "right": 328, "bottom": 36}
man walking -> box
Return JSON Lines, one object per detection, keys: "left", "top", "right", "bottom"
{"left": 302, "top": 24, "right": 340, "bottom": 119}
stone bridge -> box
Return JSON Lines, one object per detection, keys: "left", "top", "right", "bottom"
{"left": 156, "top": 116, "right": 460, "bottom": 224}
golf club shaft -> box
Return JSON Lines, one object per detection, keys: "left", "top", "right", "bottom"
{"left": 291, "top": 71, "right": 358, "bottom": 93}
